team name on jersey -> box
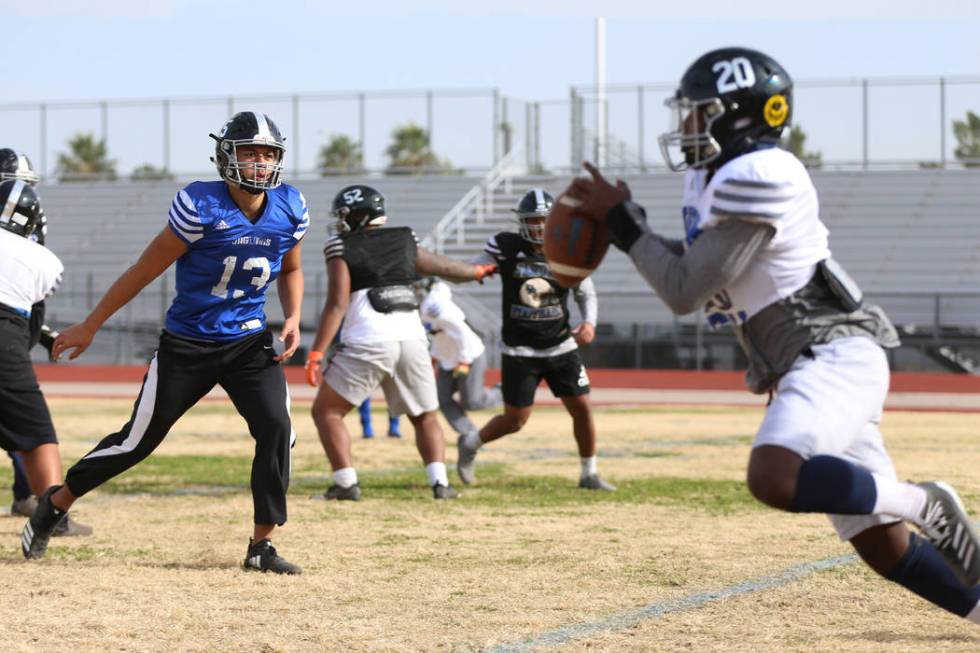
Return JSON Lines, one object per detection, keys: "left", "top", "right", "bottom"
{"left": 514, "top": 261, "right": 553, "bottom": 280}
{"left": 232, "top": 235, "right": 273, "bottom": 247}
{"left": 510, "top": 305, "right": 563, "bottom": 321}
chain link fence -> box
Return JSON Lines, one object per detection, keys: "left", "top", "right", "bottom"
{"left": 3, "top": 76, "right": 979, "bottom": 182}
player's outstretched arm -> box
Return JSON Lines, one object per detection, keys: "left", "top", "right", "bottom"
{"left": 306, "top": 257, "right": 351, "bottom": 387}
{"left": 275, "top": 244, "right": 304, "bottom": 362}
{"left": 417, "top": 247, "right": 496, "bottom": 283}
{"left": 629, "top": 217, "right": 775, "bottom": 315}
{"left": 52, "top": 227, "right": 188, "bottom": 360}
{"left": 571, "top": 277, "right": 598, "bottom": 345}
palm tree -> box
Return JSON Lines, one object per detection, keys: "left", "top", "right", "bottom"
{"left": 317, "top": 135, "right": 363, "bottom": 176}
{"left": 384, "top": 123, "right": 451, "bottom": 175}
{"left": 131, "top": 163, "right": 173, "bottom": 182}
{"left": 953, "top": 111, "right": 980, "bottom": 167}
{"left": 56, "top": 132, "right": 116, "bottom": 181}
{"left": 780, "top": 125, "right": 822, "bottom": 169}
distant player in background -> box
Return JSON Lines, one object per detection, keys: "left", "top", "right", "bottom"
{"left": 0, "top": 180, "right": 90, "bottom": 539}
{"left": 570, "top": 47, "right": 980, "bottom": 621}
{"left": 357, "top": 397, "right": 401, "bottom": 439}
{"left": 417, "top": 277, "right": 501, "bottom": 442}
{"left": 0, "top": 149, "right": 43, "bottom": 518}
{"left": 0, "top": 149, "right": 89, "bottom": 536}
{"left": 30, "top": 112, "right": 306, "bottom": 574}
{"left": 304, "top": 184, "right": 495, "bottom": 501}
{"left": 457, "top": 189, "right": 613, "bottom": 491}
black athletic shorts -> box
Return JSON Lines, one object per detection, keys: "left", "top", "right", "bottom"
{"left": 501, "top": 349, "right": 591, "bottom": 408}
{"left": 0, "top": 305, "right": 57, "bottom": 451}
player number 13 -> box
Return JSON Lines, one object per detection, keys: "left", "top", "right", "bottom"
{"left": 211, "top": 256, "right": 270, "bottom": 299}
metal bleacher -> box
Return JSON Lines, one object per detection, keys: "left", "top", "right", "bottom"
{"left": 35, "top": 167, "right": 980, "bottom": 366}
{"left": 441, "top": 169, "right": 980, "bottom": 330}
{"left": 40, "top": 175, "right": 478, "bottom": 328}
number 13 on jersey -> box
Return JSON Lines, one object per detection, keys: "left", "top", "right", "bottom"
{"left": 211, "top": 255, "right": 271, "bottom": 299}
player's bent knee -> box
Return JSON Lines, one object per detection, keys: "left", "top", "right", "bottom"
{"left": 746, "top": 446, "right": 802, "bottom": 510}
{"left": 408, "top": 411, "right": 437, "bottom": 429}
{"left": 503, "top": 412, "right": 529, "bottom": 432}
{"left": 745, "top": 464, "right": 796, "bottom": 511}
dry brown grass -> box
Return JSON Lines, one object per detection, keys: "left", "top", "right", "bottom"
{"left": 0, "top": 399, "right": 977, "bottom": 652}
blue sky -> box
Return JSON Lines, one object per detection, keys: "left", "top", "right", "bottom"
{"left": 2, "top": 1, "right": 978, "bottom": 173}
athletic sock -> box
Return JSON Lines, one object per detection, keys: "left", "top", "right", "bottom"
{"left": 426, "top": 462, "right": 449, "bottom": 487}
{"left": 333, "top": 467, "right": 358, "bottom": 488}
{"left": 580, "top": 456, "right": 598, "bottom": 478}
{"left": 885, "top": 533, "right": 980, "bottom": 618}
{"left": 789, "top": 455, "right": 877, "bottom": 514}
{"left": 462, "top": 430, "right": 483, "bottom": 451}
{"left": 358, "top": 401, "right": 373, "bottom": 436}
{"left": 871, "top": 473, "right": 927, "bottom": 522}
{"left": 387, "top": 415, "right": 401, "bottom": 436}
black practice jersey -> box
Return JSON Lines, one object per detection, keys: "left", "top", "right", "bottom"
{"left": 324, "top": 226, "right": 420, "bottom": 291}
{"left": 484, "top": 232, "right": 571, "bottom": 349}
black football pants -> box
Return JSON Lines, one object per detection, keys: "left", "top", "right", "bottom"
{"left": 65, "top": 329, "right": 294, "bottom": 525}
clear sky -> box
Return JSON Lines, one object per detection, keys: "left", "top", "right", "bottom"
{"left": 2, "top": 1, "right": 978, "bottom": 174}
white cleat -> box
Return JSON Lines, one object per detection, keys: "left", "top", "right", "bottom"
{"left": 916, "top": 481, "right": 980, "bottom": 586}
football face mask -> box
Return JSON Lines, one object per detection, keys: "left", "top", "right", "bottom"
{"left": 658, "top": 96, "right": 725, "bottom": 172}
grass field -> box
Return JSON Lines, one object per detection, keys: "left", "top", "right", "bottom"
{"left": 0, "top": 398, "right": 978, "bottom": 652}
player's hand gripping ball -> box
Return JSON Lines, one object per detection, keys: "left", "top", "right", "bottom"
{"left": 542, "top": 193, "right": 610, "bottom": 288}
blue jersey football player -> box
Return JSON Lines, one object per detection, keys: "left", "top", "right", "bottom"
{"left": 23, "top": 112, "right": 307, "bottom": 574}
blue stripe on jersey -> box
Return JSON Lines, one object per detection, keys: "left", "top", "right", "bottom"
{"left": 175, "top": 190, "right": 200, "bottom": 219}
{"left": 291, "top": 193, "right": 310, "bottom": 240}
{"left": 172, "top": 199, "right": 201, "bottom": 227}
{"left": 169, "top": 207, "right": 203, "bottom": 233}
{"left": 169, "top": 191, "right": 204, "bottom": 243}
{"left": 293, "top": 213, "right": 310, "bottom": 239}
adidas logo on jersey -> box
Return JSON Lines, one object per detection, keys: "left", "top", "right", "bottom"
{"left": 215, "top": 219, "right": 231, "bottom": 230}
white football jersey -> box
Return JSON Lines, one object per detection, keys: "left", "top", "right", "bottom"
{"left": 419, "top": 281, "right": 485, "bottom": 371}
{"left": 323, "top": 230, "right": 427, "bottom": 346}
{"left": 681, "top": 147, "right": 830, "bottom": 326}
{"left": 0, "top": 228, "right": 63, "bottom": 313}
{"left": 339, "top": 289, "right": 427, "bottom": 345}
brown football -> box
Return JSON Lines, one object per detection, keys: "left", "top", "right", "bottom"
{"left": 543, "top": 193, "right": 610, "bottom": 288}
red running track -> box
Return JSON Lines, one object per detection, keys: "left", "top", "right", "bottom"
{"left": 33, "top": 365, "right": 980, "bottom": 393}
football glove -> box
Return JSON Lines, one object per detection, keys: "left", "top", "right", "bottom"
{"left": 474, "top": 264, "right": 497, "bottom": 283}
{"left": 305, "top": 350, "right": 324, "bottom": 387}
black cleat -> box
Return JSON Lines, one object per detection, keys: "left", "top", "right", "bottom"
{"left": 433, "top": 483, "right": 460, "bottom": 500}
{"left": 243, "top": 538, "right": 302, "bottom": 575}
{"left": 21, "top": 486, "right": 65, "bottom": 560}
{"left": 317, "top": 483, "right": 362, "bottom": 501}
